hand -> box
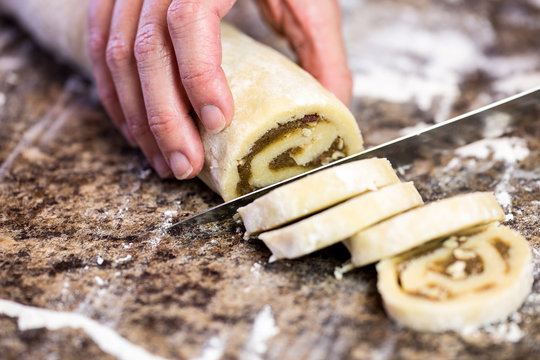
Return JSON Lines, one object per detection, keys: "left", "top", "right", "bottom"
{"left": 87, "top": 0, "right": 352, "bottom": 179}
{"left": 256, "top": 0, "right": 352, "bottom": 105}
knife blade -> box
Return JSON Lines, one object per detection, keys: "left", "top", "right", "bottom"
{"left": 168, "top": 85, "right": 540, "bottom": 233}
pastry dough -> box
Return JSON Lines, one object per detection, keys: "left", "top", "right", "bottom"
{"left": 238, "top": 158, "right": 400, "bottom": 234}
{"left": 1, "top": 0, "right": 363, "bottom": 200}
{"left": 376, "top": 225, "right": 533, "bottom": 332}
{"left": 345, "top": 192, "right": 505, "bottom": 266}
{"left": 259, "top": 182, "right": 423, "bottom": 261}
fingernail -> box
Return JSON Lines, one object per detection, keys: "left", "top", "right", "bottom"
{"left": 170, "top": 152, "right": 193, "bottom": 180}
{"left": 152, "top": 155, "right": 170, "bottom": 178}
{"left": 121, "top": 123, "right": 137, "bottom": 147}
{"left": 200, "top": 105, "right": 226, "bottom": 134}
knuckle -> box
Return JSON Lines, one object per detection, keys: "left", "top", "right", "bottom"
{"left": 105, "top": 36, "right": 133, "bottom": 69}
{"left": 180, "top": 63, "right": 216, "bottom": 86}
{"left": 167, "top": 0, "right": 202, "bottom": 26}
{"left": 148, "top": 113, "right": 177, "bottom": 136}
{"left": 87, "top": 31, "right": 107, "bottom": 59}
{"left": 134, "top": 23, "right": 166, "bottom": 63}
{"left": 127, "top": 120, "right": 149, "bottom": 139}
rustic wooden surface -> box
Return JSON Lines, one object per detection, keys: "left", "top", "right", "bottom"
{"left": 1, "top": 0, "right": 539, "bottom": 359}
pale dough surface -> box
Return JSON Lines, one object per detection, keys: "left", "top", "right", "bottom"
{"left": 1, "top": 0, "right": 363, "bottom": 200}
{"left": 238, "top": 158, "right": 400, "bottom": 234}
{"left": 345, "top": 192, "right": 505, "bottom": 266}
{"left": 376, "top": 225, "right": 533, "bottom": 332}
{"left": 259, "top": 182, "right": 423, "bottom": 261}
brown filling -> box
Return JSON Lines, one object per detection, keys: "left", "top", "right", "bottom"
{"left": 236, "top": 114, "right": 346, "bottom": 196}
{"left": 430, "top": 253, "right": 484, "bottom": 277}
{"left": 492, "top": 238, "right": 510, "bottom": 259}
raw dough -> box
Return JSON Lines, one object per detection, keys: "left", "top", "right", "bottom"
{"left": 1, "top": 0, "right": 363, "bottom": 200}
{"left": 376, "top": 225, "right": 533, "bottom": 332}
{"left": 345, "top": 192, "right": 505, "bottom": 266}
{"left": 259, "top": 182, "right": 423, "bottom": 261}
{"left": 238, "top": 158, "right": 400, "bottom": 234}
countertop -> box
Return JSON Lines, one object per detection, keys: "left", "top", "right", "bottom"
{"left": 1, "top": 0, "right": 539, "bottom": 359}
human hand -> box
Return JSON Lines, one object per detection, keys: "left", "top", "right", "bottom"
{"left": 87, "top": 0, "right": 351, "bottom": 180}
{"left": 256, "top": 0, "right": 352, "bottom": 105}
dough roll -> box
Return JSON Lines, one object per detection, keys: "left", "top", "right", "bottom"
{"left": 345, "top": 192, "right": 505, "bottom": 266}
{"left": 1, "top": 0, "right": 363, "bottom": 200}
{"left": 377, "top": 226, "right": 533, "bottom": 332}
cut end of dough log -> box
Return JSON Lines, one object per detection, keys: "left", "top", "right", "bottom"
{"left": 238, "top": 158, "right": 400, "bottom": 235}
{"left": 198, "top": 23, "right": 363, "bottom": 201}
{"left": 345, "top": 192, "right": 505, "bottom": 267}
{"left": 376, "top": 225, "right": 533, "bottom": 332}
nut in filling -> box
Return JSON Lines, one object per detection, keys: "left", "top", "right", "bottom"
{"left": 396, "top": 232, "right": 509, "bottom": 301}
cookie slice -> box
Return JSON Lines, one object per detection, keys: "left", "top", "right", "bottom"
{"left": 260, "top": 182, "right": 423, "bottom": 261}
{"left": 376, "top": 225, "right": 533, "bottom": 332}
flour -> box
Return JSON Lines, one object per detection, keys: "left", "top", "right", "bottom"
{"left": 0, "top": 299, "right": 167, "bottom": 360}
{"left": 461, "top": 311, "right": 525, "bottom": 343}
{"left": 191, "top": 336, "right": 226, "bottom": 360}
{"left": 494, "top": 72, "right": 540, "bottom": 96}
{"left": 454, "top": 137, "right": 530, "bottom": 163}
{"left": 346, "top": 12, "right": 487, "bottom": 122}
{"left": 240, "top": 305, "right": 279, "bottom": 360}
{"left": 399, "top": 121, "right": 431, "bottom": 136}
{"left": 482, "top": 113, "right": 512, "bottom": 139}
{"left": 115, "top": 255, "right": 132, "bottom": 263}
{"left": 250, "top": 262, "right": 262, "bottom": 276}
{"left": 149, "top": 207, "right": 178, "bottom": 248}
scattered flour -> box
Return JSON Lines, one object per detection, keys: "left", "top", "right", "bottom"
{"left": 97, "top": 254, "right": 104, "bottom": 265}
{"left": 0, "top": 299, "right": 167, "bottom": 360}
{"left": 149, "top": 208, "right": 178, "bottom": 248}
{"left": 191, "top": 336, "right": 226, "bottom": 360}
{"left": 482, "top": 112, "right": 512, "bottom": 138}
{"left": 94, "top": 276, "right": 105, "bottom": 286}
{"left": 240, "top": 305, "right": 280, "bottom": 360}
{"left": 250, "top": 262, "right": 262, "bottom": 276}
{"left": 454, "top": 137, "right": 530, "bottom": 163}
{"left": 461, "top": 312, "right": 525, "bottom": 343}
{"left": 399, "top": 121, "right": 431, "bottom": 136}
{"left": 115, "top": 255, "right": 132, "bottom": 263}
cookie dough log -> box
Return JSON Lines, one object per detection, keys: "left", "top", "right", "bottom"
{"left": 259, "top": 182, "right": 423, "bottom": 261}
{"left": 345, "top": 192, "right": 505, "bottom": 267}
{"left": 377, "top": 226, "right": 533, "bottom": 332}
{"left": 238, "top": 158, "right": 400, "bottom": 235}
{"left": 0, "top": 0, "right": 363, "bottom": 201}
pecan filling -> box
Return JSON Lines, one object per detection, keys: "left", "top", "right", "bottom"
{"left": 236, "top": 114, "right": 346, "bottom": 196}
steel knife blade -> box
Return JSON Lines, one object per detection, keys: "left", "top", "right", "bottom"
{"left": 168, "top": 85, "right": 540, "bottom": 234}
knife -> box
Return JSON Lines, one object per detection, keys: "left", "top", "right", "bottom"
{"left": 168, "top": 86, "right": 540, "bottom": 233}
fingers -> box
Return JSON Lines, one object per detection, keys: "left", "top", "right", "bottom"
{"left": 167, "top": 0, "right": 236, "bottom": 133}
{"left": 260, "top": 0, "right": 352, "bottom": 105}
{"left": 106, "top": 0, "right": 172, "bottom": 177}
{"left": 288, "top": 0, "right": 352, "bottom": 105}
{"left": 88, "top": 0, "right": 136, "bottom": 145}
{"left": 135, "top": 0, "right": 204, "bottom": 179}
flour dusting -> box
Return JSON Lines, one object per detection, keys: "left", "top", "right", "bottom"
{"left": 461, "top": 311, "right": 525, "bottom": 343}
{"left": 454, "top": 137, "right": 530, "bottom": 163}
{"left": 0, "top": 299, "right": 167, "bottom": 360}
{"left": 191, "top": 336, "right": 226, "bottom": 360}
{"left": 241, "top": 305, "right": 279, "bottom": 360}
